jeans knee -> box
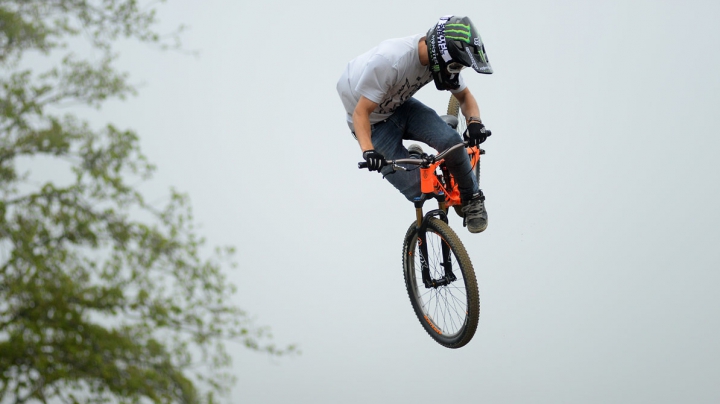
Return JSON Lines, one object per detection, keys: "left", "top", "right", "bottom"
{"left": 438, "top": 132, "right": 463, "bottom": 152}
{"left": 403, "top": 188, "right": 422, "bottom": 202}
{"left": 383, "top": 169, "right": 421, "bottom": 201}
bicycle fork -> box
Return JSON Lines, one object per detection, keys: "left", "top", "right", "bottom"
{"left": 414, "top": 196, "right": 457, "bottom": 289}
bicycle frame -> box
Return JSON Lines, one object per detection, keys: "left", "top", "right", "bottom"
{"left": 412, "top": 145, "right": 482, "bottom": 289}
{"left": 414, "top": 144, "right": 482, "bottom": 224}
{"left": 359, "top": 142, "right": 483, "bottom": 289}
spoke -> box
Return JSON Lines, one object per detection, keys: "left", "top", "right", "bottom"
{"left": 418, "top": 288, "right": 435, "bottom": 300}
{"left": 444, "top": 287, "right": 464, "bottom": 334}
{"left": 424, "top": 289, "right": 437, "bottom": 314}
{"left": 437, "top": 290, "right": 447, "bottom": 331}
{"left": 445, "top": 286, "right": 469, "bottom": 308}
{"left": 443, "top": 286, "right": 466, "bottom": 329}
{"left": 409, "top": 226, "right": 472, "bottom": 339}
{"left": 438, "top": 288, "right": 453, "bottom": 332}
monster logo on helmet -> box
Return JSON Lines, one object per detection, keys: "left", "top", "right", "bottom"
{"left": 426, "top": 15, "right": 493, "bottom": 91}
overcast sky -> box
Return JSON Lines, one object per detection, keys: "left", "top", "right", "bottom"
{"left": 69, "top": 0, "right": 720, "bottom": 402}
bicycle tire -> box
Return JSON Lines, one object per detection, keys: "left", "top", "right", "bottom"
{"left": 447, "top": 95, "right": 467, "bottom": 135}
{"left": 402, "top": 217, "right": 479, "bottom": 348}
{"left": 447, "top": 94, "right": 460, "bottom": 116}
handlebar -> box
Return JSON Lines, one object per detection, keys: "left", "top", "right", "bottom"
{"left": 358, "top": 142, "right": 472, "bottom": 170}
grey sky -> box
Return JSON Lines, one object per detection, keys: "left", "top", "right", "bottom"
{"left": 69, "top": 0, "right": 720, "bottom": 402}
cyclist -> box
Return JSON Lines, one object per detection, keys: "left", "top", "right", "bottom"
{"left": 337, "top": 15, "right": 493, "bottom": 233}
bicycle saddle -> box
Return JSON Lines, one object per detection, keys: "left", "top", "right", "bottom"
{"left": 439, "top": 115, "right": 459, "bottom": 129}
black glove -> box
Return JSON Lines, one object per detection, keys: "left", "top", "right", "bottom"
{"left": 467, "top": 121, "right": 491, "bottom": 147}
{"left": 362, "top": 149, "right": 386, "bottom": 172}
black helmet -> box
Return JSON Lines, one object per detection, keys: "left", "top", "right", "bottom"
{"left": 426, "top": 15, "right": 493, "bottom": 90}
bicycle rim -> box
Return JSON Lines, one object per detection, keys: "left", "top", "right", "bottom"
{"left": 402, "top": 218, "right": 479, "bottom": 348}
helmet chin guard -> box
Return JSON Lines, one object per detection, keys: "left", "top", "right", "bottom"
{"left": 426, "top": 15, "right": 493, "bottom": 91}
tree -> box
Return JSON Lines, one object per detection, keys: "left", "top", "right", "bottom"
{"left": 0, "top": 2, "right": 294, "bottom": 403}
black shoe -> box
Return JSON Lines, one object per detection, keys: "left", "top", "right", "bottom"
{"left": 461, "top": 192, "right": 488, "bottom": 233}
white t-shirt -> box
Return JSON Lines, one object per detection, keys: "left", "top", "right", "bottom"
{"left": 337, "top": 34, "right": 466, "bottom": 131}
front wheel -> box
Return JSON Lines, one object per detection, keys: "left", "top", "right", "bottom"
{"left": 402, "top": 218, "right": 479, "bottom": 348}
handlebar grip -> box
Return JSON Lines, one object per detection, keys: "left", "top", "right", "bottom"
{"left": 358, "top": 162, "right": 368, "bottom": 169}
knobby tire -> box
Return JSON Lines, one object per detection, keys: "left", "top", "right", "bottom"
{"left": 447, "top": 95, "right": 467, "bottom": 135}
{"left": 402, "top": 218, "right": 479, "bottom": 348}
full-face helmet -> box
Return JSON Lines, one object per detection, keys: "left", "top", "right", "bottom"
{"left": 426, "top": 15, "right": 493, "bottom": 90}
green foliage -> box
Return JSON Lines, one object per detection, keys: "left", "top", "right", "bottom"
{"left": 0, "top": 2, "right": 295, "bottom": 403}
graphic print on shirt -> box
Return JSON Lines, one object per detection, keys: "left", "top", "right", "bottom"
{"left": 377, "top": 75, "right": 432, "bottom": 115}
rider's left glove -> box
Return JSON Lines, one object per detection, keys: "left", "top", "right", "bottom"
{"left": 363, "top": 149, "right": 386, "bottom": 172}
{"left": 467, "top": 121, "right": 492, "bottom": 147}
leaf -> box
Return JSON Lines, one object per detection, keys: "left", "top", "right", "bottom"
{"left": 0, "top": 2, "right": 296, "bottom": 404}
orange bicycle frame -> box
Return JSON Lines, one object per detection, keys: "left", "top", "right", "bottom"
{"left": 419, "top": 146, "right": 481, "bottom": 209}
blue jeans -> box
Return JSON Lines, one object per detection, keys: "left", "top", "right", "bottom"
{"left": 364, "top": 98, "right": 478, "bottom": 202}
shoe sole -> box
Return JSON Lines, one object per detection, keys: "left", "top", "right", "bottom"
{"left": 467, "top": 220, "right": 488, "bottom": 234}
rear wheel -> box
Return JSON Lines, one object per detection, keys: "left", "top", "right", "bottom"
{"left": 447, "top": 95, "right": 467, "bottom": 135}
{"left": 402, "top": 218, "right": 479, "bottom": 348}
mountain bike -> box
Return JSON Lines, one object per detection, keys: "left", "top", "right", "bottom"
{"left": 358, "top": 96, "right": 483, "bottom": 349}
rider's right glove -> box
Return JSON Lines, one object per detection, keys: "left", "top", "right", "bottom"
{"left": 467, "top": 121, "right": 492, "bottom": 147}
{"left": 363, "top": 149, "right": 386, "bottom": 172}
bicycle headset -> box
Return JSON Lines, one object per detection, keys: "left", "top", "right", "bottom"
{"left": 426, "top": 15, "right": 493, "bottom": 91}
